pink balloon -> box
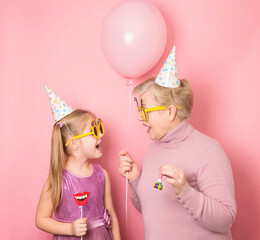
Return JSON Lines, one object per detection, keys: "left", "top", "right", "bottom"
{"left": 101, "top": 0, "right": 167, "bottom": 79}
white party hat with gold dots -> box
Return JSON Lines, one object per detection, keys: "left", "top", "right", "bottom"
{"left": 45, "top": 86, "right": 74, "bottom": 123}
{"left": 155, "top": 46, "right": 180, "bottom": 88}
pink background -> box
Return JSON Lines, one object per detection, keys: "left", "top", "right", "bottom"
{"left": 1, "top": 0, "right": 259, "bottom": 239}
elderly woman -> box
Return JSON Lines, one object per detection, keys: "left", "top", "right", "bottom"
{"left": 119, "top": 47, "right": 236, "bottom": 240}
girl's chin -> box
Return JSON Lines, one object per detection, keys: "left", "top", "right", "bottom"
{"left": 95, "top": 150, "right": 102, "bottom": 157}
{"left": 97, "top": 149, "right": 103, "bottom": 156}
{"left": 88, "top": 151, "right": 102, "bottom": 159}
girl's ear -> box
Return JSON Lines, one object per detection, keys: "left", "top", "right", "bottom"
{"left": 69, "top": 139, "right": 79, "bottom": 151}
{"left": 168, "top": 105, "right": 177, "bottom": 121}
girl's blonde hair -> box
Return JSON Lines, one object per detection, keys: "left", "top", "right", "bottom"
{"left": 47, "top": 109, "right": 95, "bottom": 211}
{"left": 134, "top": 78, "right": 193, "bottom": 119}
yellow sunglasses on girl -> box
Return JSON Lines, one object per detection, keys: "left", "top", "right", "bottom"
{"left": 65, "top": 118, "right": 105, "bottom": 147}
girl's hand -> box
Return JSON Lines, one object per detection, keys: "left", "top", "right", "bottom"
{"left": 71, "top": 218, "right": 87, "bottom": 236}
{"left": 160, "top": 165, "right": 186, "bottom": 195}
{"left": 119, "top": 150, "right": 140, "bottom": 181}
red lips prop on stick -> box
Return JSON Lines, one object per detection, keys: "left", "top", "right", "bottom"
{"left": 73, "top": 192, "right": 91, "bottom": 206}
{"left": 73, "top": 192, "right": 91, "bottom": 240}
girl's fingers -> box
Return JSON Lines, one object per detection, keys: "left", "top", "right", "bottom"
{"left": 78, "top": 218, "right": 85, "bottom": 224}
{"left": 79, "top": 224, "right": 87, "bottom": 229}
{"left": 79, "top": 220, "right": 87, "bottom": 226}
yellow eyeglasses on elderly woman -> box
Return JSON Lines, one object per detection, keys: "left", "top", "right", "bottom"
{"left": 134, "top": 97, "right": 182, "bottom": 122}
{"left": 134, "top": 97, "right": 166, "bottom": 122}
{"left": 65, "top": 118, "right": 105, "bottom": 147}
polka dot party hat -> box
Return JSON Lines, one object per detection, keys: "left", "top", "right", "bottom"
{"left": 155, "top": 45, "right": 180, "bottom": 88}
{"left": 45, "top": 86, "right": 74, "bottom": 123}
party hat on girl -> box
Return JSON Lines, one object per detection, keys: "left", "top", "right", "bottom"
{"left": 45, "top": 86, "right": 74, "bottom": 123}
{"left": 155, "top": 45, "right": 180, "bottom": 88}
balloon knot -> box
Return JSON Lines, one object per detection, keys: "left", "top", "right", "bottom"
{"left": 127, "top": 79, "right": 133, "bottom": 86}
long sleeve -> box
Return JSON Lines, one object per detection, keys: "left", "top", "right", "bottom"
{"left": 176, "top": 142, "right": 237, "bottom": 233}
{"left": 129, "top": 173, "right": 142, "bottom": 213}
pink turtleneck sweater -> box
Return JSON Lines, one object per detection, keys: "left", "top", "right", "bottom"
{"left": 129, "top": 120, "right": 236, "bottom": 240}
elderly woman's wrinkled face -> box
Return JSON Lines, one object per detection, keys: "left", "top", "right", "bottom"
{"left": 139, "top": 88, "right": 170, "bottom": 140}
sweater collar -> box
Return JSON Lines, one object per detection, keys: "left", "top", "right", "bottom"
{"left": 159, "top": 119, "right": 194, "bottom": 144}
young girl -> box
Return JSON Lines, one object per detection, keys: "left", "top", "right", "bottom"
{"left": 36, "top": 87, "right": 120, "bottom": 240}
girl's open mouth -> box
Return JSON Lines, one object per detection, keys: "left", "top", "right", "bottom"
{"left": 96, "top": 140, "right": 101, "bottom": 150}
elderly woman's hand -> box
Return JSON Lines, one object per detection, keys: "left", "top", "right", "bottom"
{"left": 119, "top": 150, "right": 140, "bottom": 181}
{"left": 160, "top": 165, "right": 186, "bottom": 195}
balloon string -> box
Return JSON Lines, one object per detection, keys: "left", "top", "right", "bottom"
{"left": 126, "top": 171, "right": 128, "bottom": 238}
{"left": 128, "top": 80, "right": 132, "bottom": 113}
{"left": 126, "top": 79, "right": 133, "bottom": 240}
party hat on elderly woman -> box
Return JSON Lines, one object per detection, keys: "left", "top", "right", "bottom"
{"left": 155, "top": 45, "right": 180, "bottom": 88}
{"left": 45, "top": 86, "right": 74, "bottom": 123}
